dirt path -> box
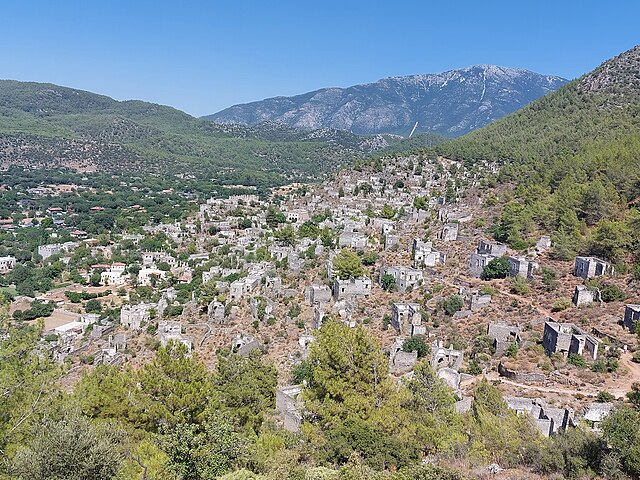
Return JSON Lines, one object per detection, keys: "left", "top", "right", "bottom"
{"left": 606, "top": 352, "right": 640, "bottom": 398}
{"left": 485, "top": 371, "right": 596, "bottom": 398}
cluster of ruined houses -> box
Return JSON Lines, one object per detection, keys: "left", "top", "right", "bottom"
{"left": 275, "top": 310, "right": 609, "bottom": 436}
{"left": 467, "top": 239, "right": 540, "bottom": 279}
{"left": 276, "top": 311, "right": 615, "bottom": 437}
{"left": 273, "top": 244, "right": 630, "bottom": 435}
{"left": 14, "top": 158, "right": 635, "bottom": 442}
{"left": 43, "top": 312, "right": 126, "bottom": 364}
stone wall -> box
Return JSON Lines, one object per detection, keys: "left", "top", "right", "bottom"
{"left": 498, "top": 362, "right": 547, "bottom": 383}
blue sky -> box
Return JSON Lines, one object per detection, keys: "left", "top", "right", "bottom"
{"left": 3, "top": 0, "right": 639, "bottom": 116}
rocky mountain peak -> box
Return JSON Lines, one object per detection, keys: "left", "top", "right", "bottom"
{"left": 578, "top": 45, "right": 640, "bottom": 96}
{"left": 204, "top": 66, "right": 567, "bottom": 136}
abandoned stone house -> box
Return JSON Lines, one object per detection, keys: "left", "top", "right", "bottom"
{"left": 542, "top": 320, "right": 600, "bottom": 360}
{"left": 623, "top": 304, "right": 640, "bottom": 333}
{"left": 505, "top": 396, "right": 574, "bottom": 437}
{"left": 573, "top": 256, "right": 614, "bottom": 279}
{"left": 507, "top": 256, "right": 539, "bottom": 279}
{"left": 477, "top": 239, "right": 507, "bottom": 257}
{"left": 536, "top": 236, "right": 552, "bottom": 253}
{"left": 583, "top": 402, "right": 613, "bottom": 431}
{"left": 391, "top": 303, "right": 426, "bottom": 336}
{"left": 120, "top": 303, "right": 154, "bottom": 330}
{"left": 276, "top": 385, "right": 303, "bottom": 432}
{"left": 102, "top": 333, "right": 127, "bottom": 361}
{"left": 207, "top": 300, "right": 226, "bottom": 323}
{"left": 468, "top": 240, "right": 507, "bottom": 278}
{"left": 406, "top": 208, "right": 430, "bottom": 224}
{"left": 332, "top": 277, "right": 372, "bottom": 300}
{"left": 455, "top": 396, "right": 473, "bottom": 415}
{"left": 487, "top": 322, "right": 521, "bottom": 356}
{"left": 388, "top": 338, "right": 418, "bottom": 376}
{"left": 332, "top": 299, "right": 357, "bottom": 327}
{"left": 338, "top": 230, "right": 368, "bottom": 249}
{"left": 142, "top": 251, "right": 177, "bottom": 268}
{"left": 385, "top": 234, "right": 400, "bottom": 250}
{"left": 156, "top": 288, "right": 177, "bottom": 318}
{"left": 285, "top": 209, "right": 310, "bottom": 224}
{"left": 37, "top": 241, "right": 78, "bottom": 260}
{"left": 229, "top": 275, "right": 261, "bottom": 301}
{"left": 431, "top": 341, "right": 464, "bottom": 370}
{"left": 231, "top": 333, "right": 262, "bottom": 357}
{"left": 309, "top": 284, "right": 332, "bottom": 306}
{"left": 391, "top": 303, "right": 423, "bottom": 336}
{"left": 469, "top": 292, "right": 492, "bottom": 311}
{"left": 572, "top": 285, "right": 602, "bottom": 307}
{"left": 445, "top": 210, "right": 473, "bottom": 224}
{"left": 80, "top": 313, "right": 101, "bottom": 325}
{"left": 380, "top": 265, "right": 424, "bottom": 292}
{"left": 298, "top": 334, "right": 314, "bottom": 359}
{"left": 439, "top": 223, "right": 459, "bottom": 242}
{"left": 468, "top": 253, "right": 494, "bottom": 278}
{"left": 326, "top": 253, "right": 337, "bottom": 279}
{"left": 372, "top": 218, "right": 395, "bottom": 235}
{"left": 251, "top": 296, "right": 274, "bottom": 321}
{"left": 89, "top": 323, "right": 113, "bottom": 341}
{"left": 270, "top": 246, "right": 292, "bottom": 262}
{"left": 313, "top": 307, "right": 326, "bottom": 330}
{"left": 122, "top": 233, "right": 144, "bottom": 245}
{"left": 412, "top": 239, "right": 446, "bottom": 268}
{"left": 229, "top": 280, "right": 245, "bottom": 302}
{"left": 438, "top": 368, "right": 461, "bottom": 390}
{"left": 158, "top": 321, "right": 192, "bottom": 351}
{"left": 202, "top": 266, "right": 223, "bottom": 284}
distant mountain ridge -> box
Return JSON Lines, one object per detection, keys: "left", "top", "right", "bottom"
{"left": 204, "top": 65, "right": 568, "bottom": 136}
{"left": 435, "top": 45, "right": 640, "bottom": 163}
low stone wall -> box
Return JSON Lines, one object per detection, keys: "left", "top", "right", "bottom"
{"left": 498, "top": 362, "right": 547, "bottom": 383}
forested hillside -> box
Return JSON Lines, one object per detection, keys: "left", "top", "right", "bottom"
{"left": 0, "top": 81, "right": 392, "bottom": 187}
{"left": 433, "top": 46, "right": 640, "bottom": 267}
{"left": 436, "top": 46, "right": 640, "bottom": 163}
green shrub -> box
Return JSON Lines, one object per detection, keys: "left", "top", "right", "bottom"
{"left": 600, "top": 284, "right": 627, "bottom": 303}
{"left": 505, "top": 342, "right": 519, "bottom": 357}
{"left": 402, "top": 336, "right": 430, "bottom": 358}
{"left": 481, "top": 256, "right": 510, "bottom": 280}
{"left": 443, "top": 294, "right": 464, "bottom": 316}
{"left": 596, "top": 391, "right": 615, "bottom": 402}
{"left": 480, "top": 285, "right": 497, "bottom": 296}
{"left": 381, "top": 274, "right": 397, "bottom": 292}
{"left": 552, "top": 298, "right": 572, "bottom": 312}
{"left": 466, "top": 360, "right": 483, "bottom": 375}
{"left": 568, "top": 353, "right": 587, "bottom": 368}
{"left": 510, "top": 275, "right": 530, "bottom": 295}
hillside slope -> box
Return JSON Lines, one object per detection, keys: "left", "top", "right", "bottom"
{"left": 205, "top": 66, "right": 567, "bottom": 136}
{"left": 433, "top": 45, "right": 640, "bottom": 262}
{"left": 0, "top": 80, "right": 390, "bottom": 186}
{"left": 436, "top": 46, "right": 640, "bottom": 165}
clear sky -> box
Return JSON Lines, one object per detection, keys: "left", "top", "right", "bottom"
{"left": 2, "top": 0, "right": 639, "bottom": 116}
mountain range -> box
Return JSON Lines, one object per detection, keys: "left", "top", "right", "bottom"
{"left": 3, "top": 46, "right": 638, "bottom": 187}
{"left": 436, "top": 45, "right": 640, "bottom": 164}
{"left": 204, "top": 66, "right": 568, "bottom": 136}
